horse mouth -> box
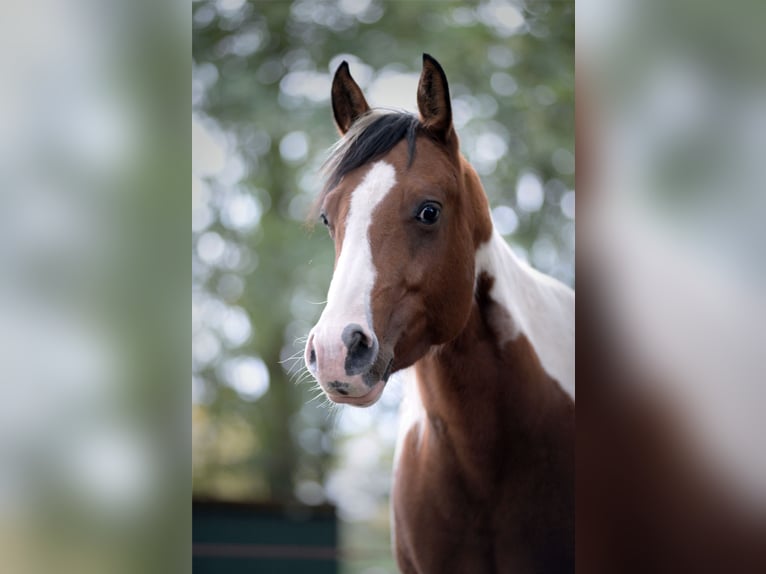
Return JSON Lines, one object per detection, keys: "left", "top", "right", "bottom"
{"left": 329, "top": 379, "right": 386, "bottom": 407}
{"left": 329, "top": 357, "right": 394, "bottom": 408}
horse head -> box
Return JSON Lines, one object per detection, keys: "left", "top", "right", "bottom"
{"left": 305, "top": 55, "right": 492, "bottom": 406}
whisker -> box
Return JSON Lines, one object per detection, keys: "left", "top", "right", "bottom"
{"left": 291, "top": 370, "right": 314, "bottom": 385}
{"left": 326, "top": 402, "right": 343, "bottom": 425}
{"left": 279, "top": 352, "right": 305, "bottom": 365}
{"left": 284, "top": 360, "right": 308, "bottom": 377}
{"left": 287, "top": 368, "right": 302, "bottom": 379}
{"left": 282, "top": 357, "right": 305, "bottom": 375}
{"left": 308, "top": 391, "right": 327, "bottom": 405}
{"left": 296, "top": 375, "right": 316, "bottom": 387}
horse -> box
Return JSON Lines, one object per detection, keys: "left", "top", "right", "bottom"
{"left": 304, "top": 54, "right": 575, "bottom": 573}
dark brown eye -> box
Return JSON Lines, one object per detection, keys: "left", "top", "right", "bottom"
{"left": 320, "top": 213, "right": 329, "bottom": 227}
{"left": 415, "top": 202, "right": 441, "bottom": 225}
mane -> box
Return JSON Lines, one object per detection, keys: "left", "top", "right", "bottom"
{"left": 311, "top": 110, "right": 420, "bottom": 220}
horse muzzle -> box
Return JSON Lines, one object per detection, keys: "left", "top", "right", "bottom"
{"left": 305, "top": 321, "right": 392, "bottom": 406}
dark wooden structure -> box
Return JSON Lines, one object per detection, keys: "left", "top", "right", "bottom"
{"left": 193, "top": 499, "right": 338, "bottom": 573}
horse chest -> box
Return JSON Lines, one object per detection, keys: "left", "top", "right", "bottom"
{"left": 392, "top": 421, "right": 536, "bottom": 573}
{"left": 390, "top": 373, "right": 574, "bottom": 573}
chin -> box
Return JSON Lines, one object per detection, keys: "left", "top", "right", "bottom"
{"left": 328, "top": 379, "right": 387, "bottom": 408}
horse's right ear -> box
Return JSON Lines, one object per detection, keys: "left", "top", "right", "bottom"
{"left": 331, "top": 61, "right": 370, "bottom": 135}
{"left": 417, "top": 54, "right": 454, "bottom": 143}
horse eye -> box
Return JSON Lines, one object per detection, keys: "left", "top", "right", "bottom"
{"left": 320, "top": 213, "right": 329, "bottom": 227}
{"left": 415, "top": 203, "right": 441, "bottom": 225}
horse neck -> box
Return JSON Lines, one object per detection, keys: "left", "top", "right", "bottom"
{"left": 473, "top": 227, "right": 575, "bottom": 399}
{"left": 412, "top": 226, "right": 575, "bottom": 453}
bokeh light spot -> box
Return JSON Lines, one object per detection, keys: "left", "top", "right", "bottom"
{"left": 516, "top": 172, "right": 545, "bottom": 212}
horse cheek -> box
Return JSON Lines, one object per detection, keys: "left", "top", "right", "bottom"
{"left": 427, "top": 272, "right": 473, "bottom": 345}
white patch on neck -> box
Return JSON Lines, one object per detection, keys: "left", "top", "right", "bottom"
{"left": 392, "top": 367, "right": 423, "bottom": 468}
{"left": 317, "top": 161, "right": 397, "bottom": 331}
{"left": 475, "top": 228, "right": 575, "bottom": 399}
{"left": 390, "top": 365, "right": 421, "bottom": 551}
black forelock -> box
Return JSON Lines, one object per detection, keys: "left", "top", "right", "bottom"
{"left": 324, "top": 111, "right": 421, "bottom": 194}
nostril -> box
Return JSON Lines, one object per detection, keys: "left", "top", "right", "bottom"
{"left": 306, "top": 334, "right": 317, "bottom": 371}
{"left": 342, "top": 323, "right": 371, "bottom": 351}
{"left": 342, "top": 323, "right": 379, "bottom": 376}
{"left": 347, "top": 330, "right": 367, "bottom": 354}
{"left": 328, "top": 381, "right": 350, "bottom": 396}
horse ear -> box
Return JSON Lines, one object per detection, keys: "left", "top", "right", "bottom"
{"left": 331, "top": 61, "right": 370, "bottom": 135}
{"left": 417, "top": 54, "right": 454, "bottom": 142}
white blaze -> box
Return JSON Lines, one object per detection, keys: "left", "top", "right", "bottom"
{"left": 315, "top": 161, "right": 397, "bottom": 343}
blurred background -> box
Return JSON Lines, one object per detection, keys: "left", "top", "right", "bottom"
{"left": 578, "top": 0, "right": 766, "bottom": 570}
{"left": 1, "top": 1, "right": 187, "bottom": 573}
{"left": 2, "top": 0, "right": 764, "bottom": 572}
{"left": 192, "top": 0, "right": 574, "bottom": 572}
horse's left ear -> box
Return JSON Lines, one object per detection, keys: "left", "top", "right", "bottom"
{"left": 417, "top": 54, "right": 454, "bottom": 143}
